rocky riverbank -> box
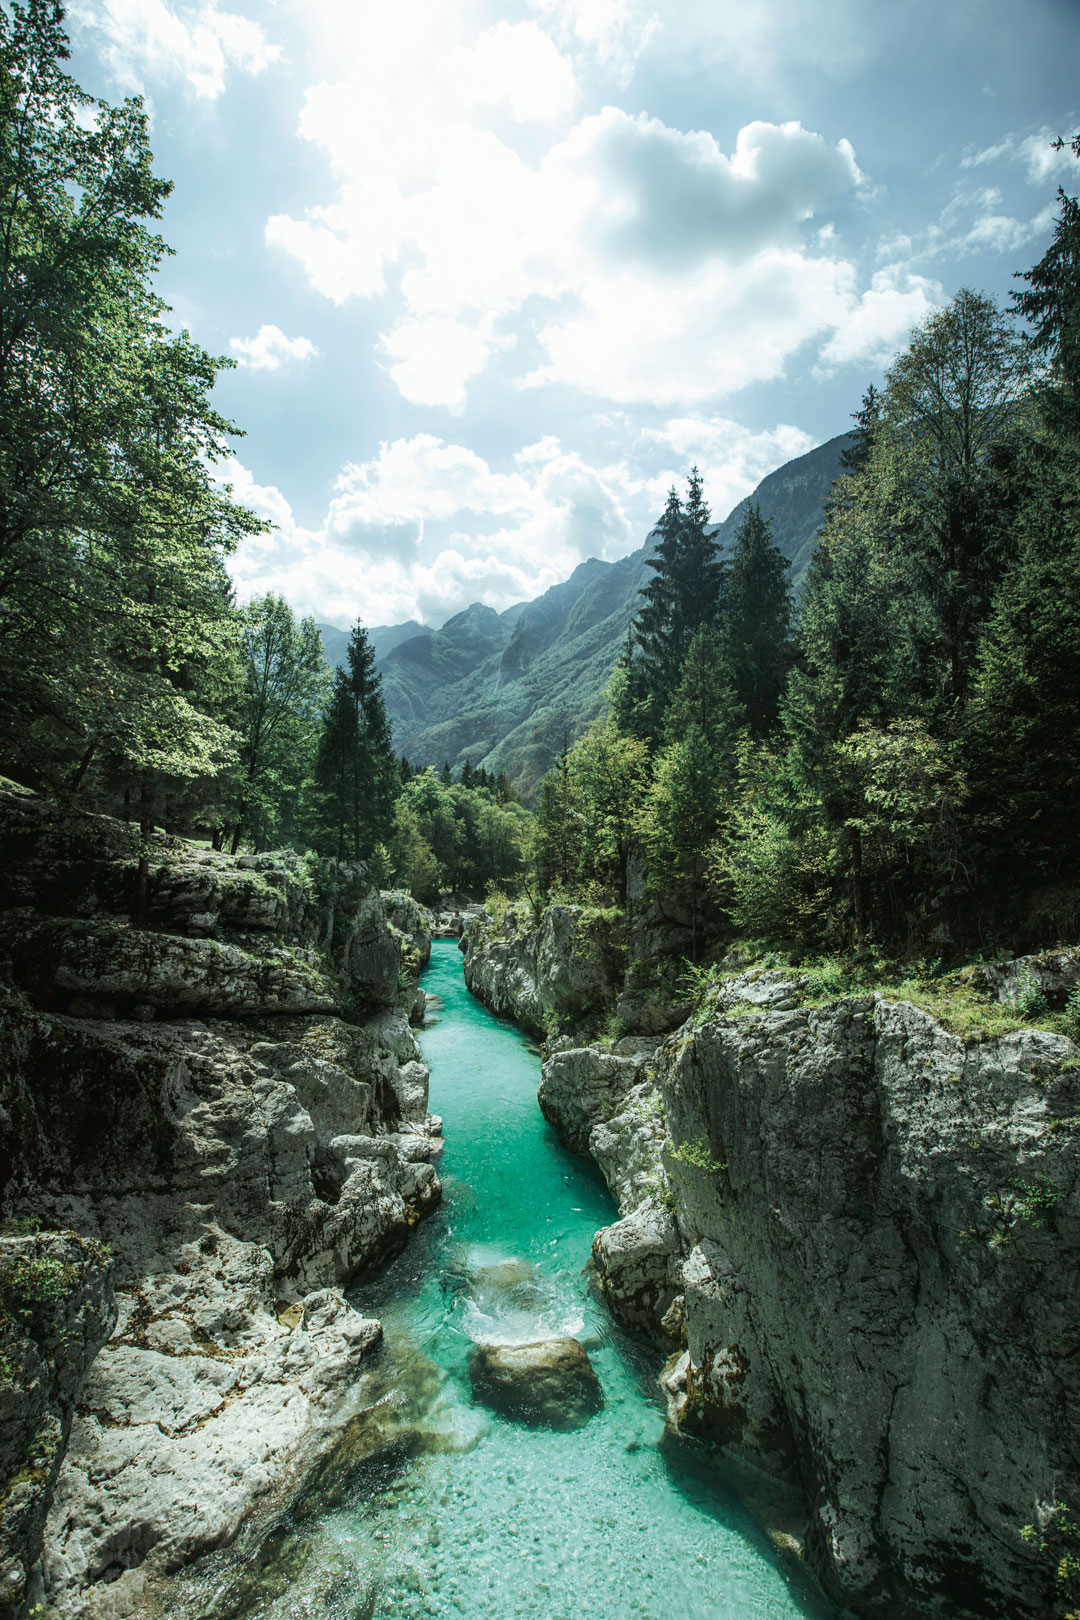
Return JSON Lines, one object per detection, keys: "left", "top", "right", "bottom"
{"left": 462, "top": 909, "right": 1080, "bottom": 1620}
{"left": 0, "top": 789, "right": 441, "bottom": 1620}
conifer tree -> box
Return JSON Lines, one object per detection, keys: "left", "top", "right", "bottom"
{"left": 722, "top": 503, "right": 793, "bottom": 735}
{"left": 626, "top": 468, "right": 724, "bottom": 742}
{"left": 643, "top": 627, "right": 744, "bottom": 952}
{"left": 310, "top": 620, "right": 397, "bottom": 861}
{"left": 839, "top": 385, "right": 881, "bottom": 472}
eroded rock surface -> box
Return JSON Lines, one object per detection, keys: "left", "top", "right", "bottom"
{"left": 0, "top": 1234, "right": 114, "bottom": 1614}
{"left": 468, "top": 1338, "right": 603, "bottom": 1430}
{"left": 0, "top": 790, "right": 440, "bottom": 1620}
{"left": 461, "top": 904, "right": 622, "bottom": 1038}
{"left": 527, "top": 953, "right": 1080, "bottom": 1619}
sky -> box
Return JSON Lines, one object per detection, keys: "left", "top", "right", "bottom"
{"left": 65, "top": 0, "right": 1080, "bottom": 630}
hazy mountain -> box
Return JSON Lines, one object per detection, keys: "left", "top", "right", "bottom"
{"left": 320, "top": 432, "right": 851, "bottom": 799}
{"left": 316, "top": 618, "right": 432, "bottom": 671}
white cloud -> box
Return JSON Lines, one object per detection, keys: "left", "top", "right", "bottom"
{"left": 533, "top": 0, "right": 875, "bottom": 82}
{"left": 223, "top": 414, "right": 819, "bottom": 627}
{"left": 229, "top": 325, "right": 317, "bottom": 371}
{"left": 72, "top": 0, "right": 280, "bottom": 98}
{"left": 818, "top": 268, "right": 941, "bottom": 369}
{"left": 269, "top": 45, "right": 870, "bottom": 408}
{"left": 962, "top": 128, "right": 1080, "bottom": 185}
{"left": 449, "top": 21, "right": 579, "bottom": 123}
{"left": 526, "top": 249, "right": 855, "bottom": 404}
{"left": 378, "top": 315, "right": 514, "bottom": 411}
{"left": 643, "top": 417, "right": 816, "bottom": 518}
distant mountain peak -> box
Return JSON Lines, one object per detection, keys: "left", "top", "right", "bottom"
{"left": 320, "top": 432, "right": 852, "bottom": 798}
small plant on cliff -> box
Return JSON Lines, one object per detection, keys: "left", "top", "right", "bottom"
{"left": 670, "top": 1136, "right": 727, "bottom": 1174}
{"left": 1015, "top": 1177, "right": 1062, "bottom": 1231}
{"left": 1063, "top": 982, "right": 1080, "bottom": 1042}
{"left": 1016, "top": 968, "right": 1050, "bottom": 1022}
{"left": 1021, "top": 1503, "right": 1080, "bottom": 1616}
{"left": 0, "top": 1254, "right": 77, "bottom": 1322}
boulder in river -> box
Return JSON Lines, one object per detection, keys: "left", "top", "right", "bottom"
{"left": 468, "top": 1338, "right": 603, "bottom": 1430}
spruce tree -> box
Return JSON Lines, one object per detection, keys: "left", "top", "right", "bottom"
{"left": 722, "top": 503, "right": 793, "bottom": 735}
{"left": 310, "top": 620, "right": 397, "bottom": 861}
{"left": 644, "top": 627, "right": 744, "bottom": 952}
{"left": 627, "top": 468, "right": 724, "bottom": 742}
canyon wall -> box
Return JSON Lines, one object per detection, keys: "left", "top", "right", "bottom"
{"left": 462, "top": 912, "right": 1080, "bottom": 1620}
{"left": 0, "top": 789, "right": 440, "bottom": 1620}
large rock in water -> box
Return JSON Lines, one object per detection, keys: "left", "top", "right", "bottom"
{"left": 469, "top": 1339, "right": 603, "bottom": 1430}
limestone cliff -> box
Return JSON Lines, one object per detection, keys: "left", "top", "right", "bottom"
{"left": 0, "top": 790, "right": 441, "bottom": 1620}
{"left": 464, "top": 907, "right": 1080, "bottom": 1620}
{"left": 460, "top": 903, "right": 624, "bottom": 1038}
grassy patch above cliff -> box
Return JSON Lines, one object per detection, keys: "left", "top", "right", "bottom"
{"left": 708, "top": 944, "right": 1080, "bottom": 1046}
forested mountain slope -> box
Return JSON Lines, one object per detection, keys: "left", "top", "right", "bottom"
{"left": 319, "top": 432, "right": 851, "bottom": 798}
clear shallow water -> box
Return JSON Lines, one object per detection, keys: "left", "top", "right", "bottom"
{"left": 183, "top": 939, "right": 840, "bottom": 1620}
{"left": 335, "top": 940, "right": 837, "bottom": 1620}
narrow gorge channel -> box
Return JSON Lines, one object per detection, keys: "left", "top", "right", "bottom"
{"left": 186, "top": 938, "right": 840, "bottom": 1620}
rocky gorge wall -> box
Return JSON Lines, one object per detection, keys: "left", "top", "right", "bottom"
{"left": 0, "top": 789, "right": 441, "bottom": 1620}
{"left": 462, "top": 911, "right": 1080, "bottom": 1620}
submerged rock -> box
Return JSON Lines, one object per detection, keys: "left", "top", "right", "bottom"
{"left": 468, "top": 1338, "right": 603, "bottom": 1430}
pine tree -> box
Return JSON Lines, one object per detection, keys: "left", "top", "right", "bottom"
{"left": 839, "top": 385, "right": 881, "bottom": 472}
{"left": 626, "top": 468, "right": 724, "bottom": 741}
{"left": 310, "top": 620, "right": 397, "bottom": 861}
{"left": 643, "top": 627, "right": 744, "bottom": 952}
{"left": 1012, "top": 135, "right": 1080, "bottom": 436}
{"left": 722, "top": 503, "right": 793, "bottom": 734}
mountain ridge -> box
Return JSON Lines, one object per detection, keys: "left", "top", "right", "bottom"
{"left": 318, "top": 431, "right": 852, "bottom": 798}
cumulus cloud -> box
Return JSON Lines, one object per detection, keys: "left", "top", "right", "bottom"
{"left": 269, "top": 31, "right": 870, "bottom": 408}
{"left": 817, "top": 268, "right": 941, "bottom": 368}
{"left": 222, "top": 417, "right": 814, "bottom": 627}
{"left": 378, "top": 315, "right": 515, "bottom": 411}
{"left": 449, "top": 20, "right": 580, "bottom": 122}
{"left": 642, "top": 417, "right": 815, "bottom": 518}
{"left": 229, "top": 325, "right": 317, "bottom": 371}
{"left": 72, "top": 0, "right": 280, "bottom": 98}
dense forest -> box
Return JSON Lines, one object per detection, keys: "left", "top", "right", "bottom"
{"left": 2, "top": 3, "right": 1078, "bottom": 964}
{"left": 530, "top": 185, "right": 1080, "bottom": 962}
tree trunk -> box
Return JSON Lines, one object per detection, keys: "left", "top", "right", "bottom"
{"left": 68, "top": 739, "right": 97, "bottom": 794}
{"left": 851, "top": 825, "right": 866, "bottom": 943}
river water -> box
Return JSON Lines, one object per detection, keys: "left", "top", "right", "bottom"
{"left": 184, "top": 938, "right": 840, "bottom": 1619}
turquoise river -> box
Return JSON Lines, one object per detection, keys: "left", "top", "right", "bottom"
{"left": 186, "top": 938, "right": 843, "bottom": 1620}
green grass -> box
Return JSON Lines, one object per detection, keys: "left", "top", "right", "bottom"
{"left": 705, "top": 945, "right": 1080, "bottom": 1046}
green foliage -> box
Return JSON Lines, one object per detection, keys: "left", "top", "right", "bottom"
{"left": 1014, "top": 1177, "right": 1061, "bottom": 1230}
{"left": 623, "top": 469, "right": 724, "bottom": 742}
{"left": 0, "top": 1252, "right": 77, "bottom": 1321}
{"left": 670, "top": 1136, "right": 727, "bottom": 1174}
{"left": 1021, "top": 1501, "right": 1080, "bottom": 1615}
{"left": 531, "top": 712, "right": 650, "bottom": 907}
{"left": 389, "top": 767, "right": 529, "bottom": 903}
{"left": 0, "top": 2, "right": 263, "bottom": 814}
{"left": 308, "top": 621, "right": 398, "bottom": 862}
{"left": 228, "top": 595, "right": 330, "bottom": 853}
{"left": 721, "top": 502, "right": 793, "bottom": 735}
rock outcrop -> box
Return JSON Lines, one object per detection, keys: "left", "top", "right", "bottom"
{"left": 461, "top": 903, "right": 623, "bottom": 1038}
{"left": 0, "top": 790, "right": 441, "bottom": 1620}
{"left": 0, "top": 1233, "right": 114, "bottom": 1614}
{"left": 525, "top": 949, "right": 1080, "bottom": 1620}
